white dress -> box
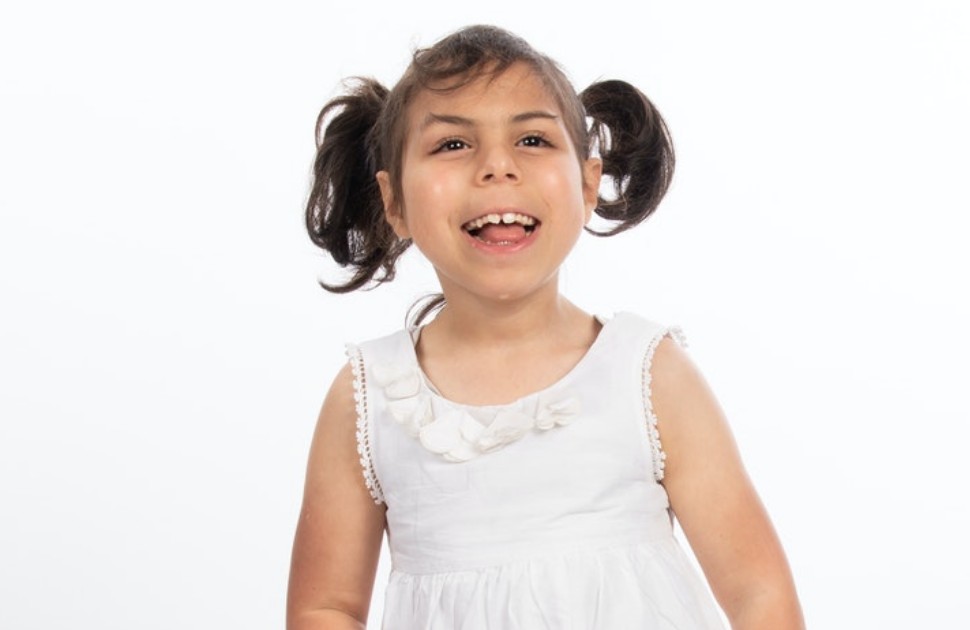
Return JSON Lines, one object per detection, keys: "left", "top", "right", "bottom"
{"left": 347, "top": 312, "right": 726, "bottom": 629}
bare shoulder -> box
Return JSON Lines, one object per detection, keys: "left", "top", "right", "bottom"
{"left": 302, "top": 363, "right": 363, "bottom": 488}
{"left": 649, "top": 335, "right": 706, "bottom": 407}
{"left": 287, "top": 361, "right": 385, "bottom": 628}
{"left": 648, "top": 336, "right": 805, "bottom": 627}
{"left": 314, "top": 362, "right": 359, "bottom": 444}
{"left": 649, "top": 335, "right": 735, "bottom": 478}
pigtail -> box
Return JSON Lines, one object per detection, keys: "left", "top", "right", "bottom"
{"left": 305, "top": 78, "right": 410, "bottom": 292}
{"left": 581, "top": 80, "right": 675, "bottom": 235}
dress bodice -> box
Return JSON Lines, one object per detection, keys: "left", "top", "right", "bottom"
{"left": 345, "top": 312, "right": 725, "bottom": 628}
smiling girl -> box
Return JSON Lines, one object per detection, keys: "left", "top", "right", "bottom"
{"left": 287, "top": 25, "right": 804, "bottom": 630}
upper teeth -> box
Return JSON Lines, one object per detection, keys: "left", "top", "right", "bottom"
{"left": 464, "top": 213, "right": 537, "bottom": 230}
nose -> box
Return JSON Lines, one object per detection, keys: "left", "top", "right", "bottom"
{"left": 476, "top": 143, "right": 520, "bottom": 184}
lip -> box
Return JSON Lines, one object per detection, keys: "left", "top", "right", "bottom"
{"left": 462, "top": 220, "right": 541, "bottom": 255}
{"left": 460, "top": 208, "right": 539, "bottom": 230}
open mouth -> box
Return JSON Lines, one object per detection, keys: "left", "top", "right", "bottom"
{"left": 462, "top": 212, "right": 539, "bottom": 245}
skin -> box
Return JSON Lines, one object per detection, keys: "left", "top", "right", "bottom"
{"left": 287, "top": 63, "right": 804, "bottom": 629}
{"left": 378, "top": 63, "right": 604, "bottom": 405}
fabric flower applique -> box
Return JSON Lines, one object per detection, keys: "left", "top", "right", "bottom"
{"left": 372, "top": 361, "right": 582, "bottom": 462}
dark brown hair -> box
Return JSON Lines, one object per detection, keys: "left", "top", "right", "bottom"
{"left": 306, "top": 24, "right": 674, "bottom": 294}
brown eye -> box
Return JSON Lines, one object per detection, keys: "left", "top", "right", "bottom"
{"left": 435, "top": 138, "right": 469, "bottom": 153}
{"left": 519, "top": 134, "right": 550, "bottom": 148}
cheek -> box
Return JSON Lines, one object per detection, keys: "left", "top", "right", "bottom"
{"left": 403, "top": 168, "right": 464, "bottom": 218}
{"left": 539, "top": 162, "right": 588, "bottom": 214}
{"left": 399, "top": 169, "right": 459, "bottom": 239}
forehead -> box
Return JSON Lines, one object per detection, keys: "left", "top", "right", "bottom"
{"left": 405, "top": 63, "right": 563, "bottom": 129}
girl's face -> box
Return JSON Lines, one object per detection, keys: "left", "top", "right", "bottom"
{"left": 377, "top": 62, "right": 602, "bottom": 306}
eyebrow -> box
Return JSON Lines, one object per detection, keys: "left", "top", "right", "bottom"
{"left": 420, "top": 110, "right": 560, "bottom": 130}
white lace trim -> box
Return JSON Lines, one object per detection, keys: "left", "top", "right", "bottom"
{"left": 346, "top": 344, "right": 384, "bottom": 504}
{"left": 641, "top": 326, "right": 688, "bottom": 482}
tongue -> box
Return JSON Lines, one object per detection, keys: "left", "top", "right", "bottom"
{"left": 476, "top": 223, "right": 527, "bottom": 244}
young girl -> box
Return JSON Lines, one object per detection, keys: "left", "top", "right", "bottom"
{"left": 288, "top": 25, "right": 804, "bottom": 630}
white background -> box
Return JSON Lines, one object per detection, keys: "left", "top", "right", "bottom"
{"left": 2, "top": 0, "right": 968, "bottom": 628}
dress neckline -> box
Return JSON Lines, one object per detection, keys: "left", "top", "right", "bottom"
{"left": 369, "top": 314, "right": 616, "bottom": 463}
{"left": 404, "top": 314, "right": 613, "bottom": 411}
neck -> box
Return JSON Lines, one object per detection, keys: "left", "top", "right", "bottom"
{"left": 427, "top": 284, "right": 590, "bottom": 348}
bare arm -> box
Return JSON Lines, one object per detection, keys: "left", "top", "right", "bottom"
{"left": 652, "top": 338, "right": 805, "bottom": 630}
{"left": 287, "top": 363, "right": 386, "bottom": 630}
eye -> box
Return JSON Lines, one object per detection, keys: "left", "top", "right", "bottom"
{"left": 433, "top": 138, "right": 469, "bottom": 153}
{"left": 518, "top": 133, "right": 551, "bottom": 148}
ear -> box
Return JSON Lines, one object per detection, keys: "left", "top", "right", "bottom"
{"left": 376, "top": 170, "right": 410, "bottom": 239}
{"left": 581, "top": 157, "right": 603, "bottom": 223}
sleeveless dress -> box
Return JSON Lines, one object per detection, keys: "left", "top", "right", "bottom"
{"left": 346, "top": 312, "right": 726, "bottom": 629}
